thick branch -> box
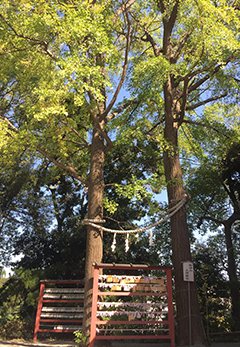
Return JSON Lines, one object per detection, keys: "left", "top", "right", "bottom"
{"left": 156, "top": 0, "right": 166, "bottom": 15}
{"left": 168, "top": 0, "right": 180, "bottom": 34}
{"left": 102, "top": 13, "right": 131, "bottom": 118}
{"left": 186, "top": 92, "right": 228, "bottom": 111}
{"left": 146, "top": 118, "right": 165, "bottom": 134}
{"left": 222, "top": 182, "right": 240, "bottom": 212}
{"left": 182, "top": 119, "right": 230, "bottom": 138}
{"left": 182, "top": 119, "right": 208, "bottom": 127}
{"left": 89, "top": 109, "right": 113, "bottom": 152}
{"left": 62, "top": 138, "right": 88, "bottom": 148}
{"left": 187, "top": 66, "right": 221, "bottom": 95}
{"left": 200, "top": 212, "right": 240, "bottom": 230}
{"left": 0, "top": 14, "right": 44, "bottom": 45}
{"left": 198, "top": 215, "right": 223, "bottom": 227}
{"left": 54, "top": 114, "right": 91, "bottom": 149}
{"left": 36, "top": 146, "right": 88, "bottom": 185}
{"left": 172, "top": 29, "right": 192, "bottom": 63}
{"left": 113, "top": 0, "right": 136, "bottom": 24}
{"left": 141, "top": 27, "right": 162, "bottom": 57}
{"left": 233, "top": 77, "right": 240, "bottom": 83}
{"left": 227, "top": 212, "right": 240, "bottom": 228}
{"left": 196, "top": 194, "right": 217, "bottom": 228}
{"left": 186, "top": 56, "right": 233, "bottom": 96}
{"left": 178, "top": 76, "right": 189, "bottom": 125}
{"left": 0, "top": 14, "right": 58, "bottom": 61}
{"left": 106, "top": 100, "right": 139, "bottom": 122}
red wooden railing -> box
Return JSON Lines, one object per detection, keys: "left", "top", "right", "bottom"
{"left": 89, "top": 263, "right": 175, "bottom": 347}
{"left": 33, "top": 280, "right": 84, "bottom": 341}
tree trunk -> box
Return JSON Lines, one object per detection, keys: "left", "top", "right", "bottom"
{"left": 224, "top": 220, "right": 240, "bottom": 329}
{"left": 163, "top": 77, "right": 206, "bottom": 346}
{"left": 83, "top": 124, "right": 105, "bottom": 339}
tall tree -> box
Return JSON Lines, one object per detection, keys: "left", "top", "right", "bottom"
{"left": 0, "top": 0, "right": 136, "bottom": 337}
{"left": 1, "top": 1, "right": 240, "bottom": 345}
{"left": 124, "top": 0, "right": 240, "bottom": 345}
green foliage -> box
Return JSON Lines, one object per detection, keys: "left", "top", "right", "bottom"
{"left": 1, "top": 0, "right": 240, "bottom": 341}
{"left": 222, "top": 142, "right": 240, "bottom": 201}
{"left": 0, "top": 0, "right": 122, "bottom": 146}
{"left": 0, "top": 317, "right": 32, "bottom": 340}
{"left": 73, "top": 330, "right": 88, "bottom": 347}
{"left": 193, "top": 241, "right": 233, "bottom": 334}
{"left": 0, "top": 267, "right": 43, "bottom": 339}
{"left": 12, "top": 175, "right": 87, "bottom": 279}
{"left": 0, "top": 278, "right": 7, "bottom": 288}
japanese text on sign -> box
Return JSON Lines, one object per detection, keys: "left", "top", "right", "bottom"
{"left": 183, "top": 261, "right": 194, "bottom": 282}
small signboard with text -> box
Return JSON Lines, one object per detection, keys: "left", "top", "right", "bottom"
{"left": 182, "top": 261, "right": 194, "bottom": 282}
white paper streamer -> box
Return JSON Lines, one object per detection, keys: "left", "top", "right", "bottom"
{"left": 111, "top": 233, "right": 117, "bottom": 252}
{"left": 135, "top": 233, "right": 139, "bottom": 244}
{"left": 149, "top": 228, "right": 153, "bottom": 246}
{"left": 125, "top": 233, "right": 129, "bottom": 252}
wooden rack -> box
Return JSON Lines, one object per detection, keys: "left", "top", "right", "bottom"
{"left": 33, "top": 280, "right": 84, "bottom": 341}
{"left": 90, "top": 263, "right": 175, "bottom": 347}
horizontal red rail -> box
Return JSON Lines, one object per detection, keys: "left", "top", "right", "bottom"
{"left": 40, "top": 280, "right": 84, "bottom": 284}
{"left": 34, "top": 280, "right": 84, "bottom": 342}
{"left": 90, "top": 264, "right": 175, "bottom": 347}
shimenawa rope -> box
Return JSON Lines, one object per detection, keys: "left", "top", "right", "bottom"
{"left": 82, "top": 195, "right": 188, "bottom": 251}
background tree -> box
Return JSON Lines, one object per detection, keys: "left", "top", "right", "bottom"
{"left": 192, "top": 242, "right": 230, "bottom": 339}
{"left": 188, "top": 140, "right": 240, "bottom": 329}
{"left": 0, "top": 153, "right": 34, "bottom": 264}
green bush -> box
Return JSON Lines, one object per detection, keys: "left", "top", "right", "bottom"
{"left": 0, "top": 267, "right": 44, "bottom": 339}
{"left": 0, "top": 317, "right": 32, "bottom": 340}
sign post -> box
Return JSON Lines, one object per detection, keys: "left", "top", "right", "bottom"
{"left": 182, "top": 261, "right": 194, "bottom": 347}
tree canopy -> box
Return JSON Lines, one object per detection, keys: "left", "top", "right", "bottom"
{"left": 1, "top": 0, "right": 240, "bottom": 345}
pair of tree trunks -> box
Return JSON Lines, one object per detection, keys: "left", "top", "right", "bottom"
{"left": 1, "top": 0, "right": 239, "bottom": 345}
{"left": 82, "top": 121, "right": 207, "bottom": 346}
{"left": 83, "top": 81, "right": 207, "bottom": 346}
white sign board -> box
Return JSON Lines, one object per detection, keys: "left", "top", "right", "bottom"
{"left": 183, "top": 261, "right": 194, "bottom": 282}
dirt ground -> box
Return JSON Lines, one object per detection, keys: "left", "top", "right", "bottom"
{"left": 0, "top": 340, "right": 240, "bottom": 347}
{"left": 0, "top": 341, "right": 76, "bottom": 347}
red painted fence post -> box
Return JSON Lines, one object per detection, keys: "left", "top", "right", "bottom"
{"left": 90, "top": 266, "right": 99, "bottom": 347}
{"left": 166, "top": 267, "right": 175, "bottom": 347}
{"left": 33, "top": 282, "right": 45, "bottom": 342}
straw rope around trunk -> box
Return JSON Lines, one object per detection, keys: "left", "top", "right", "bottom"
{"left": 82, "top": 195, "right": 188, "bottom": 251}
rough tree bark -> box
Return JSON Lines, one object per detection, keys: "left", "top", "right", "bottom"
{"left": 156, "top": 0, "right": 207, "bottom": 342}
{"left": 82, "top": 6, "right": 132, "bottom": 340}
{"left": 83, "top": 124, "right": 105, "bottom": 339}
{"left": 163, "top": 76, "right": 206, "bottom": 346}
